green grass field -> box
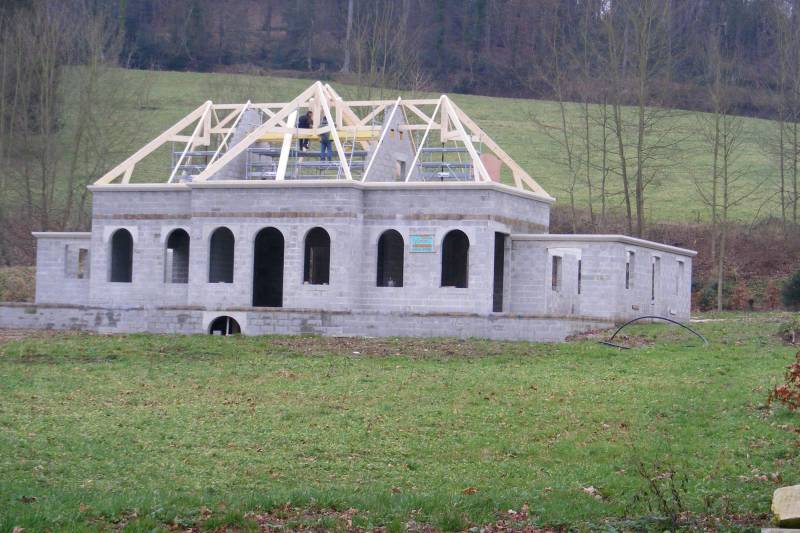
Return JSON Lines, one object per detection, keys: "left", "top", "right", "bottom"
{"left": 1, "top": 314, "right": 798, "bottom": 531}
{"left": 57, "top": 67, "right": 780, "bottom": 224}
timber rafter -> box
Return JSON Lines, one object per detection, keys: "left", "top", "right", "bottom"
{"left": 93, "top": 81, "right": 552, "bottom": 200}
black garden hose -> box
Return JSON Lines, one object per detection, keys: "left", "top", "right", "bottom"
{"left": 599, "top": 315, "right": 709, "bottom": 349}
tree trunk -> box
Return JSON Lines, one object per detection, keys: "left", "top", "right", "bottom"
{"left": 341, "top": 0, "right": 354, "bottom": 73}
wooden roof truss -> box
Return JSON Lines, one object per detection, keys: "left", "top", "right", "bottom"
{"left": 93, "top": 81, "right": 550, "bottom": 198}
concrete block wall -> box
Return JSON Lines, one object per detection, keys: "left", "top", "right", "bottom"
{"left": 88, "top": 188, "right": 192, "bottom": 308}
{"left": 74, "top": 182, "right": 552, "bottom": 315}
{"left": 21, "top": 181, "right": 695, "bottom": 341}
{"left": 364, "top": 103, "right": 418, "bottom": 182}
{"left": 507, "top": 236, "right": 694, "bottom": 321}
{"left": 617, "top": 245, "right": 692, "bottom": 320}
{"left": 33, "top": 233, "right": 92, "bottom": 306}
{"left": 0, "top": 303, "right": 614, "bottom": 342}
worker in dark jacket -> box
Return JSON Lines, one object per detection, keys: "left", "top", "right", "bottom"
{"left": 297, "top": 110, "right": 312, "bottom": 151}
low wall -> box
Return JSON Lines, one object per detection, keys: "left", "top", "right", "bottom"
{"left": 0, "top": 303, "right": 613, "bottom": 342}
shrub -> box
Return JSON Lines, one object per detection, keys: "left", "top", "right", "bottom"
{"left": 781, "top": 270, "right": 800, "bottom": 311}
{"left": 768, "top": 351, "right": 800, "bottom": 411}
{"left": 729, "top": 279, "right": 752, "bottom": 310}
{"left": 765, "top": 280, "right": 781, "bottom": 310}
{"left": 778, "top": 316, "right": 800, "bottom": 344}
{"left": 695, "top": 279, "right": 732, "bottom": 311}
{"left": 0, "top": 266, "right": 35, "bottom": 302}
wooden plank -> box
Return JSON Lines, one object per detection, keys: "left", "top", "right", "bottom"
{"left": 95, "top": 101, "right": 211, "bottom": 185}
{"left": 169, "top": 103, "right": 213, "bottom": 183}
{"left": 193, "top": 84, "right": 320, "bottom": 182}
{"left": 208, "top": 101, "right": 251, "bottom": 165}
{"left": 404, "top": 96, "right": 444, "bottom": 182}
{"left": 363, "top": 98, "right": 401, "bottom": 182}
{"left": 355, "top": 104, "right": 386, "bottom": 127}
{"left": 317, "top": 84, "right": 352, "bottom": 180}
{"left": 450, "top": 101, "right": 550, "bottom": 196}
{"left": 403, "top": 103, "right": 434, "bottom": 124}
{"left": 275, "top": 110, "right": 297, "bottom": 181}
{"left": 398, "top": 124, "right": 442, "bottom": 131}
{"left": 443, "top": 97, "right": 490, "bottom": 183}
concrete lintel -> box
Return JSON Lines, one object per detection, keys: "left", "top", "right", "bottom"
{"left": 510, "top": 233, "right": 697, "bottom": 257}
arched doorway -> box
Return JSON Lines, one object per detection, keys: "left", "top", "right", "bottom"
{"left": 110, "top": 228, "right": 133, "bottom": 282}
{"left": 377, "top": 229, "right": 404, "bottom": 287}
{"left": 303, "top": 227, "right": 330, "bottom": 285}
{"left": 209, "top": 316, "right": 241, "bottom": 335}
{"left": 253, "top": 227, "right": 284, "bottom": 307}
{"left": 209, "top": 227, "right": 235, "bottom": 283}
{"left": 441, "top": 229, "right": 469, "bottom": 288}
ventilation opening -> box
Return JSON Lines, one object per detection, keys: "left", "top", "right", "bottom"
{"left": 441, "top": 230, "right": 469, "bottom": 288}
{"left": 209, "top": 316, "right": 241, "bottom": 335}
{"left": 165, "top": 229, "right": 190, "bottom": 283}
{"left": 209, "top": 227, "right": 235, "bottom": 283}
{"left": 109, "top": 229, "right": 133, "bottom": 283}
{"left": 253, "top": 227, "right": 284, "bottom": 307}
{"left": 304, "top": 227, "right": 330, "bottom": 285}
{"left": 651, "top": 256, "right": 660, "bottom": 301}
{"left": 377, "top": 229, "right": 404, "bottom": 287}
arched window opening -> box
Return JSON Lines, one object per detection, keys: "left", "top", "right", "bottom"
{"left": 377, "top": 230, "right": 404, "bottom": 287}
{"left": 441, "top": 230, "right": 469, "bottom": 288}
{"left": 165, "top": 229, "right": 190, "bottom": 283}
{"left": 253, "top": 227, "right": 285, "bottom": 307}
{"left": 209, "top": 227, "right": 235, "bottom": 283}
{"left": 209, "top": 316, "right": 241, "bottom": 335}
{"left": 303, "top": 227, "right": 330, "bottom": 285}
{"left": 109, "top": 228, "right": 133, "bottom": 283}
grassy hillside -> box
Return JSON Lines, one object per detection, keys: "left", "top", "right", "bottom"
{"left": 60, "top": 68, "right": 778, "bottom": 223}
{"left": 1, "top": 315, "right": 797, "bottom": 530}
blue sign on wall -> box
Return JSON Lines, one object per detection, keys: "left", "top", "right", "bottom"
{"left": 410, "top": 234, "right": 435, "bottom": 253}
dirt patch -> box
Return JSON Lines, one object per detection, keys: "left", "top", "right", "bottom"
{"left": 566, "top": 328, "right": 655, "bottom": 348}
{"left": 264, "top": 335, "right": 540, "bottom": 358}
{"left": 0, "top": 328, "right": 79, "bottom": 345}
{"left": 171, "top": 503, "right": 565, "bottom": 532}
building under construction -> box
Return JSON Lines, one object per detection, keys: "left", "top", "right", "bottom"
{"left": 0, "top": 82, "right": 695, "bottom": 340}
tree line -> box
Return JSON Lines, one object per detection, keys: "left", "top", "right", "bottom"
{"left": 111, "top": 0, "right": 792, "bottom": 117}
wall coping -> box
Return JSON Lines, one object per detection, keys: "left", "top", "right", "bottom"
{"left": 510, "top": 233, "right": 697, "bottom": 257}
{"left": 88, "top": 180, "right": 555, "bottom": 204}
{"left": 31, "top": 232, "right": 91, "bottom": 240}
{"left": 0, "top": 302, "right": 615, "bottom": 324}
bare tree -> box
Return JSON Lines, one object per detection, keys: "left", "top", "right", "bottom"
{"left": 0, "top": 1, "right": 148, "bottom": 264}
{"left": 341, "top": 0, "right": 354, "bottom": 73}
{"left": 526, "top": 4, "right": 585, "bottom": 232}
{"left": 696, "top": 26, "right": 764, "bottom": 310}
{"left": 600, "top": 0, "right": 683, "bottom": 237}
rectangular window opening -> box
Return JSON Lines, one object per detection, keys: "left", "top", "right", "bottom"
{"left": 577, "top": 259, "right": 582, "bottom": 295}
{"left": 651, "top": 256, "right": 660, "bottom": 301}
{"left": 551, "top": 255, "right": 562, "bottom": 292}
{"left": 77, "top": 248, "right": 88, "bottom": 279}
{"left": 492, "top": 233, "right": 505, "bottom": 312}
{"left": 625, "top": 251, "right": 635, "bottom": 290}
{"left": 65, "top": 245, "right": 90, "bottom": 279}
{"left": 395, "top": 160, "right": 406, "bottom": 181}
{"left": 676, "top": 260, "right": 685, "bottom": 296}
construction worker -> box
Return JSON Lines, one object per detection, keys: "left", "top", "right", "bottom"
{"left": 319, "top": 116, "right": 333, "bottom": 161}
{"left": 297, "top": 110, "right": 312, "bottom": 151}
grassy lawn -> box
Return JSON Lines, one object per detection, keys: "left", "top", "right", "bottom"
{"left": 1, "top": 314, "right": 798, "bottom": 531}
{"left": 55, "top": 68, "right": 777, "bottom": 224}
